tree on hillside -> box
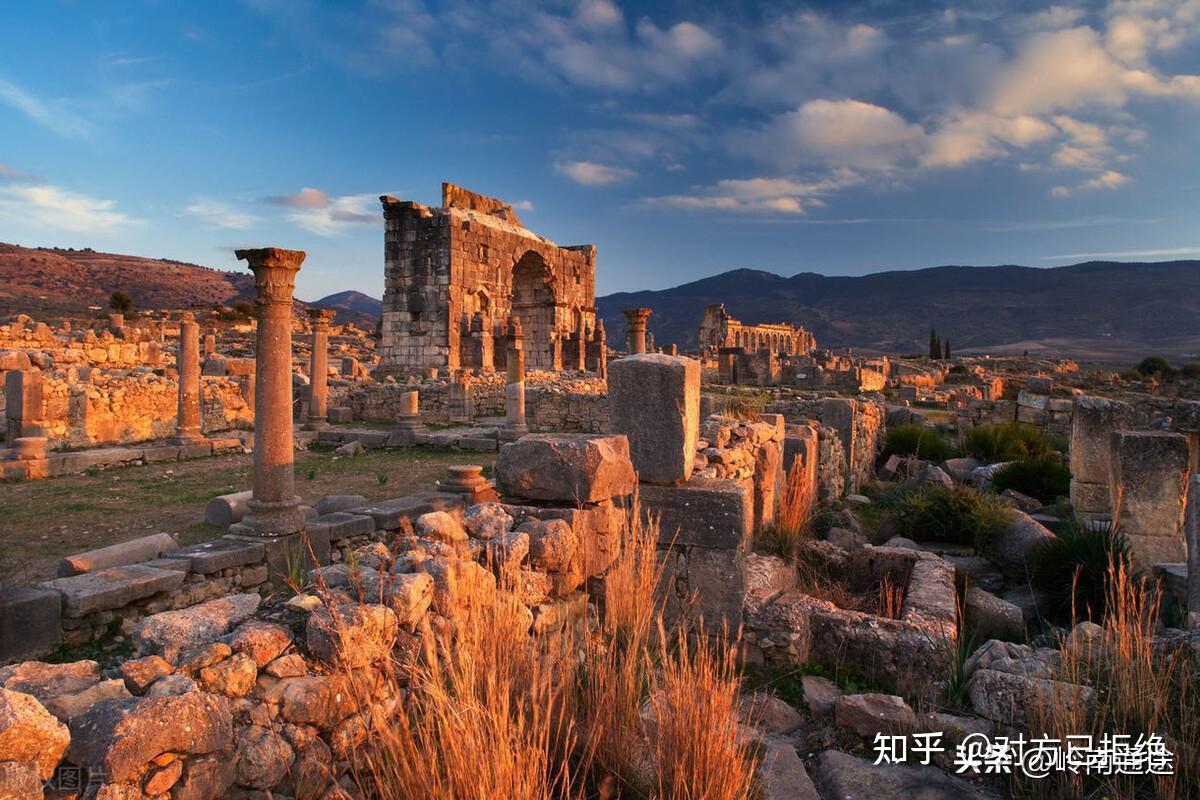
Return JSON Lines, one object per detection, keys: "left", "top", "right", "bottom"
{"left": 943, "top": 339, "right": 951, "bottom": 359}
{"left": 109, "top": 290, "right": 133, "bottom": 314}
{"left": 1136, "top": 356, "right": 1176, "bottom": 378}
{"left": 928, "top": 328, "right": 942, "bottom": 359}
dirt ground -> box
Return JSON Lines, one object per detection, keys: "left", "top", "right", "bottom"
{"left": 0, "top": 446, "right": 495, "bottom": 582}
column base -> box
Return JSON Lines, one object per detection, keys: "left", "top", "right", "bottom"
{"left": 500, "top": 424, "right": 528, "bottom": 443}
{"left": 303, "top": 417, "right": 329, "bottom": 431}
{"left": 229, "top": 495, "right": 305, "bottom": 538}
{"left": 168, "top": 429, "right": 204, "bottom": 445}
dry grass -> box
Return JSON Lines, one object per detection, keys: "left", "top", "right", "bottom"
{"left": 712, "top": 392, "right": 768, "bottom": 422}
{"left": 758, "top": 459, "right": 816, "bottom": 559}
{"left": 1022, "top": 560, "right": 1200, "bottom": 799}
{"left": 334, "top": 499, "right": 760, "bottom": 800}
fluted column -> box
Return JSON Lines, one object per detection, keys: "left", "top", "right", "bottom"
{"left": 170, "top": 313, "right": 202, "bottom": 443}
{"left": 235, "top": 247, "right": 306, "bottom": 537}
{"left": 504, "top": 316, "right": 528, "bottom": 439}
{"left": 623, "top": 307, "right": 652, "bottom": 355}
{"left": 305, "top": 308, "right": 336, "bottom": 430}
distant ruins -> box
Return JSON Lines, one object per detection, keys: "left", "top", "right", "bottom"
{"left": 699, "top": 304, "right": 816, "bottom": 357}
{"left": 376, "top": 184, "right": 605, "bottom": 378}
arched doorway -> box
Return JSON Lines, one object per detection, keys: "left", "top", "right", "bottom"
{"left": 512, "top": 251, "right": 556, "bottom": 370}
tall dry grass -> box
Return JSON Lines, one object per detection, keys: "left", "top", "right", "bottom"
{"left": 758, "top": 458, "right": 816, "bottom": 559}
{"left": 338, "top": 500, "right": 760, "bottom": 800}
{"left": 1021, "top": 559, "right": 1200, "bottom": 799}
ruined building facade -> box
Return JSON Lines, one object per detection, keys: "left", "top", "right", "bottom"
{"left": 699, "top": 303, "right": 816, "bottom": 356}
{"left": 377, "top": 184, "right": 604, "bottom": 377}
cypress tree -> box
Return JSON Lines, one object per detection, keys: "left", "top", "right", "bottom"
{"left": 929, "top": 328, "right": 940, "bottom": 359}
{"left": 944, "top": 339, "right": 951, "bottom": 359}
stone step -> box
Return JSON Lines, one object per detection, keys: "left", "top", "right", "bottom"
{"left": 173, "top": 539, "right": 265, "bottom": 574}
{"left": 305, "top": 512, "right": 376, "bottom": 542}
{"left": 40, "top": 565, "right": 187, "bottom": 617}
{"left": 57, "top": 532, "right": 180, "bottom": 577}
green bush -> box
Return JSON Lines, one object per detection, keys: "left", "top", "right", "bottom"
{"left": 1030, "top": 515, "right": 1132, "bottom": 622}
{"left": 990, "top": 455, "right": 1071, "bottom": 505}
{"left": 1136, "top": 355, "right": 1177, "bottom": 378}
{"left": 962, "top": 422, "right": 1053, "bottom": 462}
{"left": 882, "top": 424, "right": 954, "bottom": 461}
{"left": 877, "top": 484, "right": 1014, "bottom": 551}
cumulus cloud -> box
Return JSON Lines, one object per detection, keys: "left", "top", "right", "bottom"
{"left": 263, "top": 187, "right": 378, "bottom": 234}
{"left": 185, "top": 199, "right": 260, "bottom": 230}
{"left": 738, "top": 99, "right": 926, "bottom": 172}
{"left": 555, "top": 160, "right": 635, "bottom": 186}
{"left": 263, "top": 187, "right": 331, "bottom": 210}
{"left": 0, "top": 183, "right": 141, "bottom": 235}
{"left": 649, "top": 171, "right": 862, "bottom": 215}
{"left": 1050, "top": 169, "right": 1133, "bottom": 196}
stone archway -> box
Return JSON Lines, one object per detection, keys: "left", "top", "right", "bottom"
{"left": 512, "top": 251, "right": 556, "bottom": 370}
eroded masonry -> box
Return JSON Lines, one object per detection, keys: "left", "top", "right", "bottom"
{"left": 376, "top": 184, "right": 604, "bottom": 378}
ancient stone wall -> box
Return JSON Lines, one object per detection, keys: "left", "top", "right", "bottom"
{"left": 699, "top": 303, "right": 815, "bottom": 356}
{"left": 378, "top": 183, "right": 598, "bottom": 377}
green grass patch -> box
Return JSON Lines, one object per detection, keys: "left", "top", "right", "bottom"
{"left": 882, "top": 423, "right": 954, "bottom": 461}
{"left": 877, "top": 483, "right": 1014, "bottom": 551}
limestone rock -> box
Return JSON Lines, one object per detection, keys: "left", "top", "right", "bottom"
{"left": 198, "top": 652, "right": 257, "bottom": 697}
{"left": 0, "top": 689, "right": 70, "bottom": 780}
{"left": 0, "top": 760, "right": 41, "bottom": 799}
{"left": 608, "top": 353, "right": 701, "bottom": 484}
{"left": 463, "top": 502, "right": 514, "bottom": 540}
{"left": 834, "top": 693, "right": 917, "bottom": 739}
{"left": 967, "top": 668, "right": 1095, "bottom": 727}
{"left": 0, "top": 660, "right": 101, "bottom": 700}
{"left": 420, "top": 557, "right": 497, "bottom": 617}
{"left": 760, "top": 740, "right": 821, "bottom": 800}
{"left": 228, "top": 620, "right": 292, "bottom": 668}
{"left": 68, "top": 690, "right": 233, "bottom": 784}
{"left": 738, "top": 692, "right": 803, "bottom": 735}
{"left": 383, "top": 572, "right": 434, "bottom": 630}
{"left": 526, "top": 519, "right": 579, "bottom": 572}
{"left": 986, "top": 512, "right": 1053, "bottom": 579}
{"left": 146, "top": 674, "right": 196, "bottom": 697}
{"left": 305, "top": 602, "right": 398, "bottom": 668}
{"left": 415, "top": 511, "right": 468, "bottom": 546}
{"left": 120, "top": 655, "right": 174, "bottom": 694}
{"left": 133, "top": 593, "right": 261, "bottom": 661}
{"left": 813, "top": 749, "right": 995, "bottom": 799}
{"left": 801, "top": 675, "right": 842, "bottom": 718}
{"left": 171, "top": 752, "right": 236, "bottom": 800}
{"left": 494, "top": 434, "right": 636, "bottom": 504}
{"left": 964, "top": 586, "right": 1024, "bottom": 642}
{"left": 235, "top": 724, "right": 294, "bottom": 790}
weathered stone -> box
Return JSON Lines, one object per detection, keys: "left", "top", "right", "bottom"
{"left": 313, "top": 494, "right": 369, "bottom": 516}
{"left": 608, "top": 353, "right": 701, "bottom": 484}
{"left": 0, "top": 760, "right": 41, "bottom": 799}
{"left": 1109, "top": 430, "right": 1190, "bottom": 567}
{"left": 813, "top": 749, "right": 994, "bottom": 800}
{"left": 292, "top": 737, "right": 334, "bottom": 800}
{"left": 305, "top": 511, "right": 376, "bottom": 542}
{"left": 174, "top": 538, "right": 265, "bottom": 574}
{"left": 524, "top": 519, "right": 579, "bottom": 572}
{"left": 43, "top": 678, "right": 132, "bottom": 723}
{"left": 739, "top": 692, "right": 803, "bottom": 734}
{"left": 420, "top": 557, "right": 497, "bottom": 618}
{"left": 56, "top": 532, "right": 179, "bottom": 577}
{"left": 68, "top": 690, "right": 233, "bottom": 784}
{"left": 265, "top": 653, "right": 309, "bottom": 679}
{"left": 640, "top": 475, "right": 753, "bottom": 550}
{"left": 172, "top": 752, "right": 236, "bottom": 800}
{"left": 0, "top": 660, "right": 101, "bottom": 701}
{"left": 0, "top": 585, "right": 61, "bottom": 662}
{"left": 236, "top": 724, "right": 294, "bottom": 789}
{"left": 133, "top": 593, "right": 261, "bottom": 660}
{"left": 463, "top": 502, "right": 514, "bottom": 540}
{"left": 41, "top": 565, "right": 186, "bottom": 617}
{"left": 494, "top": 433, "right": 636, "bottom": 503}
{"left": 177, "top": 642, "right": 232, "bottom": 677}
{"left": 142, "top": 756, "right": 184, "bottom": 796}
{"left": 801, "top": 675, "right": 841, "bottom": 718}
{"left": 0, "top": 689, "right": 70, "bottom": 780}
{"left": 415, "top": 510, "right": 468, "bottom": 546}
{"left": 1070, "top": 396, "right": 1132, "bottom": 486}
{"left": 204, "top": 490, "right": 253, "bottom": 527}
{"left": 967, "top": 668, "right": 1095, "bottom": 727}
{"left": 826, "top": 526, "right": 867, "bottom": 550}
{"left": 986, "top": 511, "right": 1053, "bottom": 579}
{"left": 198, "top": 651, "right": 257, "bottom": 697}
{"left": 382, "top": 572, "right": 434, "bottom": 630}
{"left": 760, "top": 740, "right": 821, "bottom": 800}
{"left": 834, "top": 693, "right": 917, "bottom": 739}
{"left": 145, "top": 673, "right": 197, "bottom": 697}
{"left": 964, "top": 586, "right": 1024, "bottom": 642}
{"left": 941, "top": 457, "right": 980, "bottom": 483}
{"left": 120, "top": 656, "right": 173, "bottom": 694}
{"left": 305, "top": 602, "right": 398, "bottom": 668}
{"left": 228, "top": 620, "right": 292, "bottom": 668}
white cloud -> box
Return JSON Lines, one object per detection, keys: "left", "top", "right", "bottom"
{"left": 264, "top": 187, "right": 331, "bottom": 209}
{"left": 739, "top": 99, "right": 926, "bottom": 172}
{"left": 511, "top": 199, "right": 535, "bottom": 211}
{"left": 285, "top": 193, "right": 378, "bottom": 236}
{"left": 555, "top": 160, "right": 635, "bottom": 186}
{"left": 1042, "top": 245, "right": 1200, "bottom": 260}
{"left": 0, "top": 164, "right": 42, "bottom": 183}
{"left": 648, "top": 170, "right": 862, "bottom": 215}
{"left": 185, "top": 199, "right": 260, "bottom": 230}
{"left": 0, "top": 77, "right": 94, "bottom": 138}
{"left": 1051, "top": 169, "right": 1133, "bottom": 196}
{"left": 0, "top": 183, "right": 141, "bottom": 235}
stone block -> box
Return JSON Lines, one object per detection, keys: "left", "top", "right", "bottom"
{"left": 328, "top": 407, "right": 353, "bottom": 424}
{"left": 40, "top": 565, "right": 187, "bottom": 617}
{"left": 1070, "top": 396, "right": 1132, "bottom": 485}
{"left": 459, "top": 436, "right": 498, "bottom": 451}
{"left": 56, "top": 532, "right": 179, "bottom": 577}
{"left": 1109, "top": 431, "right": 1190, "bottom": 567}
{"left": 494, "top": 434, "right": 636, "bottom": 504}
{"left": 174, "top": 538, "right": 264, "bottom": 574}
{"left": 347, "top": 491, "right": 465, "bottom": 530}
{"left": 685, "top": 545, "right": 747, "bottom": 631}
{"left": 204, "top": 490, "right": 253, "bottom": 527}
{"left": 986, "top": 512, "right": 1055, "bottom": 580}
{"left": 1069, "top": 479, "right": 1110, "bottom": 514}
{"left": 313, "top": 494, "right": 368, "bottom": 515}
{"left": 640, "top": 476, "right": 753, "bottom": 550}
{"left": 133, "top": 593, "right": 261, "bottom": 658}
{"left": 608, "top": 353, "right": 700, "bottom": 484}
{"left": 0, "top": 584, "right": 61, "bottom": 662}
{"left": 964, "top": 586, "right": 1024, "bottom": 642}
{"left": 305, "top": 512, "right": 376, "bottom": 542}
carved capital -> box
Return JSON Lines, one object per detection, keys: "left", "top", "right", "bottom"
{"left": 306, "top": 307, "right": 337, "bottom": 328}
{"left": 236, "top": 248, "right": 305, "bottom": 306}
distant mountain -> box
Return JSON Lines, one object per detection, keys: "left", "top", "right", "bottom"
{"left": 313, "top": 290, "right": 382, "bottom": 322}
{"left": 0, "top": 242, "right": 256, "bottom": 317}
{"left": 596, "top": 261, "right": 1200, "bottom": 362}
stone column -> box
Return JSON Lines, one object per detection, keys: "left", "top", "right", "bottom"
{"left": 4, "top": 370, "right": 44, "bottom": 444}
{"left": 504, "top": 318, "right": 528, "bottom": 440}
{"left": 589, "top": 319, "right": 607, "bottom": 379}
{"left": 204, "top": 333, "right": 217, "bottom": 357}
{"left": 623, "top": 308, "right": 652, "bottom": 355}
{"left": 390, "top": 390, "right": 426, "bottom": 446}
{"left": 305, "top": 308, "right": 336, "bottom": 430}
{"left": 169, "top": 313, "right": 203, "bottom": 444}
{"left": 1187, "top": 474, "right": 1200, "bottom": 628}
{"left": 233, "top": 248, "right": 306, "bottom": 538}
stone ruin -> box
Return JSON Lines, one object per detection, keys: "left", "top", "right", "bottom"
{"left": 376, "top": 183, "right": 605, "bottom": 378}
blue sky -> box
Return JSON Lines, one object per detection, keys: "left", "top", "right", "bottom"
{"left": 2, "top": 0, "right": 1199, "bottom": 301}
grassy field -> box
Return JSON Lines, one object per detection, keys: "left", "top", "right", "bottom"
{"left": 0, "top": 446, "right": 495, "bottom": 582}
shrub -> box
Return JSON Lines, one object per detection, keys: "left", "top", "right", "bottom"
{"left": 1136, "top": 355, "right": 1176, "bottom": 378}
{"left": 1029, "top": 515, "right": 1131, "bottom": 622}
{"left": 990, "top": 455, "right": 1071, "bottom": 504}
{"left": 878, "top": 483, "right": 1014, "bottom": 551}
{"left": 1182, "top": 362, "right": 1200, "bottom": 379}
{"left": 882, "top": 423, "right": 954, "bottom": 461}
{"left": 108, "top": 290, "right": 133, "bottom": 314}
{"left": 962, "top": 421, "right": 1053, "bottom": 462}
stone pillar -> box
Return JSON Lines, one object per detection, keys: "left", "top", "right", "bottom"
{"left": 588, "top": 319, "right": 607, "bottom": 379}
{"left": 1110, "top": 430, "right": 1190, "bottom": 568}
{"left": 232, "top": 248, "right": 306, "bottom": 538}
{"left": 1187, "top": 474, "right": 1200, "bottom": 629}
{"left": 505, "top": 323, "right": 528, "bottom": 440}
{"left": 4, "top": 369, "right": 43, "bottom": 444}
{"left": 305, "top": 308, "right": 336, "bottom": 430}
{"left": 3, "top": 436, "right": 49, "bottom": 480}
{"left": 448, "top": 379, "right": 474, "bottom": 423}
{"left": 609, "top": 353, "right": 700, "bottom": 484}
{"left": 390, "top": 390, "right": 426, "bottom": 446}
{"left": 435, "top": 464, "right": 499, "bottom": 503}
{"left": 1069, "top": 396, "right": 1132, "bottom": 516}
{"left": 204, "top": 333, "right": 217, "bottom": 356}
{"left": 108, "top": 313, "right": 125, "bottom": 332}
{"left": 169, "top": 313, "right": 203, "bottom": 444}
{"left": 623, "top": 308, "right": 652, "bottom": 355}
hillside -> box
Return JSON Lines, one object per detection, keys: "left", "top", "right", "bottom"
{"left": 0, "top": 242, "right": 256, "bottom": 317}
{"left": 312, "top": 290, "right": 383, "bottom": 325}
{"left": 597, "top": 261, "right": 1200, "bottom": 361}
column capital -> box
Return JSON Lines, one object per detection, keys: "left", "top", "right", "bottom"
{"left": 236, "top": 248, "right": 305, "bottom": 306}
{"left": 623, "top": 307, "right": 653, "bottom": 326}
{"left": 306, "top": 307, "right": 337, "bottom": 327}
